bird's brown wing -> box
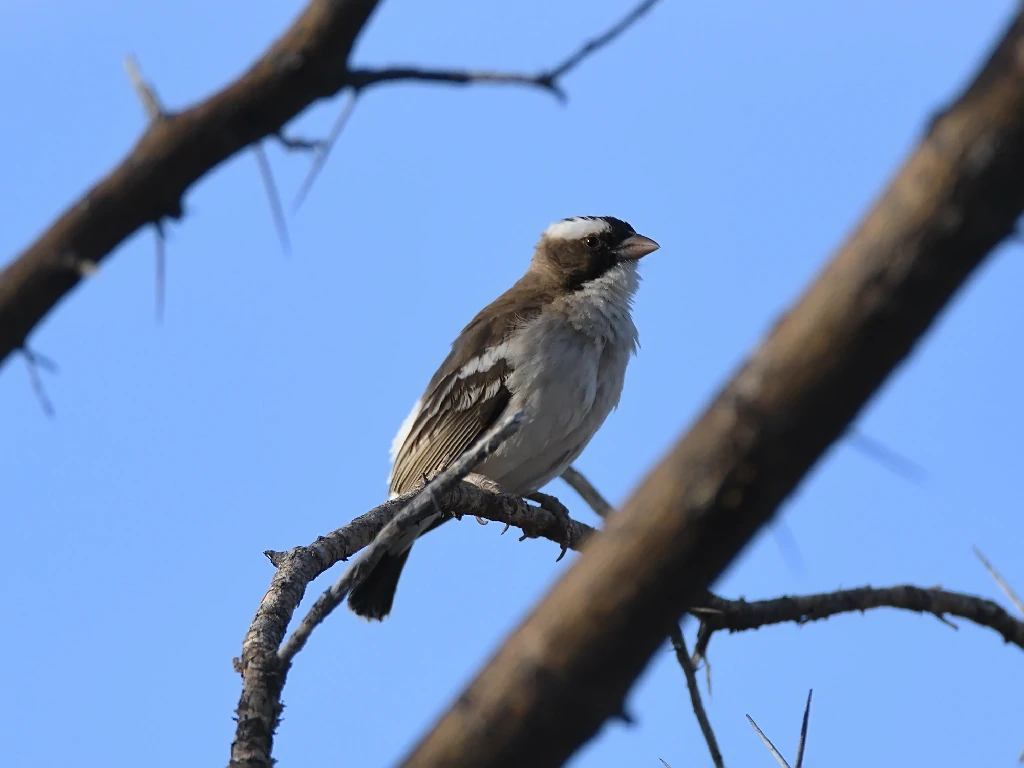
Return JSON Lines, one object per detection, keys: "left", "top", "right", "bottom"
{"left": 387, "top": 275, "right": 555, "bottom": 495}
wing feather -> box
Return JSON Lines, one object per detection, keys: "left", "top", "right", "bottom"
{"left": 389, "top": 367, "right": 511, "bottom": 495}
{"left": 387, "top": 271, "right": 556, "bottom": 496}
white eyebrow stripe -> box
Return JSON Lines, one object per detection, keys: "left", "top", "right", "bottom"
{"left": 543, "top": 217, "right": 612, "bottom": 241}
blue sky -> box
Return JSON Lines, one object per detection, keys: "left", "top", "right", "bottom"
{"left": 2, "top": 1, "right": 1023, "bottom": 766}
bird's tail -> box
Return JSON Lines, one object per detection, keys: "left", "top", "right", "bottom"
{"left": 348, "top": 547, "right": 412, "bottom": 621}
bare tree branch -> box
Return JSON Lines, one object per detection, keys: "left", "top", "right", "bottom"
{"left": 231, "top": 439, "right": 596, "bottom": 767}
{"left": 668, "top": 624, "right": 724, "bottom": 768}
{"left": 0, "top": 0, "right": 662, "bottom": 369}
{"left": 561, "top": 465, "right": 614, "bottom": 518}
{"left": 691, "top": 586, "right": 1024, "bottom": 652}
{"left": 398, "top": 11, "right": 1024, "bottom": 766}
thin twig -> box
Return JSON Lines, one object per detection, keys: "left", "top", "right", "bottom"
{"left": 252, "top": 143, "right": 291, "bottom": 255}
{"left": 668, "top": 624, "right": 724, "bottom": 768}
{"left": 277, "top": 410, "right": 524, "bottom": 663}
{"left": 973, "top": 546, "right": 1024, "bottom": 616}
{"left": 123, "top": 54, "right": 164, "bottom": 120}
{"left": 561, "top": 465, "right": 615, "bottom": 518}
{"left": 346, "top": 67, "right": 566, "bottom": 99}
{"left": 745, "top": 715, "right": 791, "bottom": 768}
{"left": 346, "top": 0, "right": 662, "bottom": 101}
{"left": 545, "top": 0, "right": 661, "bottom": 81}
{"left": 794, "top": 690, "right": 812, "bottom": 768}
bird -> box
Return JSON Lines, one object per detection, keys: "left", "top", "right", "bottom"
{"left": 347, "top": 215, "right": 660, "bottom": 620}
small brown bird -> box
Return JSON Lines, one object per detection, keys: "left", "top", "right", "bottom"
{"left": 348, "top": 216, "right": 660, "bottom": 620}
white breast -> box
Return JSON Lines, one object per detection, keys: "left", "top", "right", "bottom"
{"left": 478, "top": 262, "right": 640, "bottom": 494}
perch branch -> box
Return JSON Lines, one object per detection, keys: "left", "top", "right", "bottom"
{"left": 230, "top": 424, "right": 595, "bottom": 768}
{"left": 399, "top": 11, "right": 1024, "bottom": 766}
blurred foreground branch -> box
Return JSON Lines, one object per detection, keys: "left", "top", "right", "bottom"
{"left": 399, "top": 10, "right": 1024, "bottom": 767}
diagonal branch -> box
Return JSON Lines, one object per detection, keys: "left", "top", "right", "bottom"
{"left": 0, "top": 0, "right": 661, "bottom": 370}
{"left": 231, "top": 445, "right": 596, "bottom": 768}
{"left": 398, "top": 10, "right": 1024, "bottom": 766}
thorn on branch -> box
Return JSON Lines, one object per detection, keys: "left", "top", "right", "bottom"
{"left": 22, "top": 346, "right": 57, "bottom": 417}
{"left": 747, "top": 690, "right": 814, "bottom": 768}
{"left": 292, "top": 90, "right": 359, "bottom": 212}
{"left": 795, "top": 690, "right": 812, "bottom": 768}
{"left": 124, "top": 54, "right": 166, "bottom": 121}
{"left": 253, "top": 142, "right": 291, "bottom": 255}
{"left": 153, "top": 220, "right": 166, "bottom": 324}
{"left": 973, "top": 545, "right": 1024, "bottom": 617}
{"left": 845, "top": 428, "right": 928, "bottom": 485}
{"left": 745, "top": 714, "right": 791, "bottom": 768}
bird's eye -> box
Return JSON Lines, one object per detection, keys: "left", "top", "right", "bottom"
{"left": 583, "top": 235, "right": 600, "bottom": 249}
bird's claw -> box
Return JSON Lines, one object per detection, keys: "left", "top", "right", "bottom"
{"left": 525, "top": 491, "right": 574, "bottom": 557}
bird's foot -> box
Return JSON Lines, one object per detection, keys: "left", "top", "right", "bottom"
{"left": 464, "top": 473, "right": 506, "bottom": 525}
{"left": 525, "top": 491, "right": 574, "bottom": 561}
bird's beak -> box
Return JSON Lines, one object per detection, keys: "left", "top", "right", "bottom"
{"left": 615, "top": 234, "right": 660, "bottom": 260}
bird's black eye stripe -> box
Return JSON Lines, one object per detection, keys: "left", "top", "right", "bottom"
{"left": 583, "top": 235, "right": 601, "bottom": 249}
